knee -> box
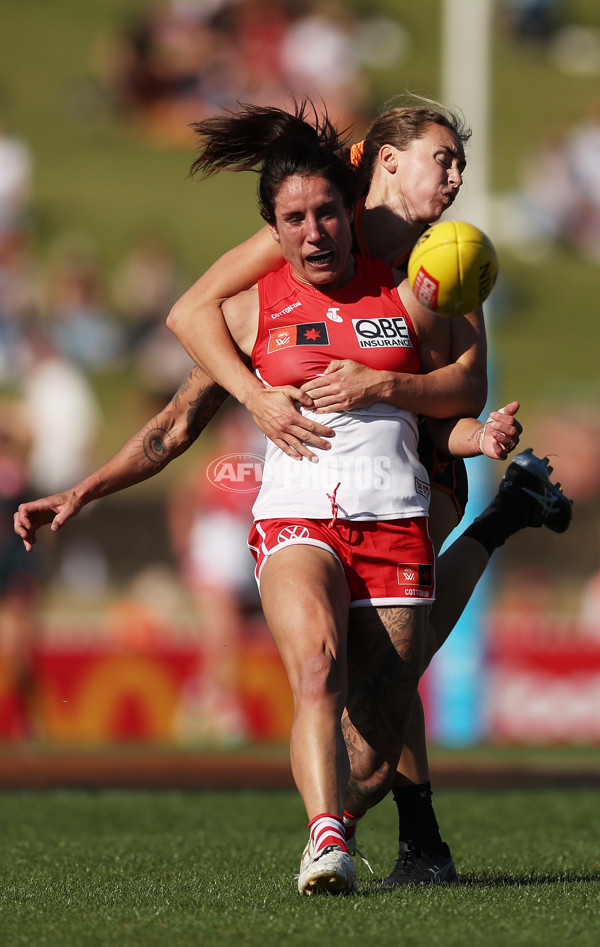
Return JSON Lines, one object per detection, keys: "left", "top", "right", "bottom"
{"left": 293, "top": 653, "right": 346, "bottom": 711}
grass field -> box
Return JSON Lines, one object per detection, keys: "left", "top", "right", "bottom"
{"left": 0, "top": 787, "right": 598, "bottom": 946}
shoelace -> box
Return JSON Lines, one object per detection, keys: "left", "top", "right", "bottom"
{"left": 521, "top": 483, "right": 563, "bottom": 516}
{"left": 345, "top": 834, "right": 374, "bottom": 874}
{"left": 351, "top": 844, "right": 374, "bottom": 874}
{"left": 295, "top": 843, "right": 353, "bottom": 880}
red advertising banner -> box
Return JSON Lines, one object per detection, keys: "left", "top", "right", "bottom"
{"left": 0, "top": 638, "right": 294, "bottom": 745}
{"left": 485, "top": 616, "right": 600, "bottom": 743}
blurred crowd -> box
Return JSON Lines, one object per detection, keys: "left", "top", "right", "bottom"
{"left": 90, "top": 0, "right": 409, "bottom": 143}
{"left": 513, "top": 100, "right": 600, "bottom": 260}
{"left": 0, "top": 101, "right": 269, "bottom": 739}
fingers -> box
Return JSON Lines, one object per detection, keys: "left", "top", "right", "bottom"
{"left": 293, "top": 388, "right": 316, "bottom": 409}
{"left": 272, "top": 421, "right": 334, "bottom": 461}
{"left": 481, "top": 406, "right": 522, "bottom": 459}
{"left": 301, "top": 377, "right": 333, "bottom": 401}
{"left": 13, "top": 509, "right": 36, "bottom": 552}
{"left": 301, "top": 379, "right": 354, "bottom": 412}
{"left": 498, "top": 400, "right": 520, "bottom": 418}
{"left": 314, "top": 399, "right": 349, "bottom": 413}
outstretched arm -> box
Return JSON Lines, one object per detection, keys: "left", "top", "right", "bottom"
{"left": 14, "top": 368, "right": 229, "bottom": 551}
{"left": 167, "top": 228, "right": 334, "bottom": 459}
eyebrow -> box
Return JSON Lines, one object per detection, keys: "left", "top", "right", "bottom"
{"left": 439, "top": 143, "right": 467, "bottom": 171}
{"left": 282, "top": 200, "right": 339, "bottom": 219}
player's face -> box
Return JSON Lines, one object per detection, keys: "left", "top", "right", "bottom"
{"left": 269, "top": 174, "right": 355, "bottom": 290}
{"left": 392, "top": 123, "right": 466, "bottom": 224}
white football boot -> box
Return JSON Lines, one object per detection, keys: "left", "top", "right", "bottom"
{"left": 297, "top": 838, "right": 357, "bottom": 895}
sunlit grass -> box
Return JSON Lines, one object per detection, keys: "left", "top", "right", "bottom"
{"left": 0, "top": 789, "right": 598, "bottom": 946}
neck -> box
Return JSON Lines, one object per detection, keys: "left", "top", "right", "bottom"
{"left": 362, "top": 186, "right": 424, "bottom": 265}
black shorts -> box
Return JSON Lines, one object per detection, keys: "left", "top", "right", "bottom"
{"left": 418, "top": 420, "right": 468, "bottom": 521}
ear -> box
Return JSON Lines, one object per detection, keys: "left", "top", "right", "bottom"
{"left": 268, "top": 222, "right": 280, "bottom": 243}
{"left": 379, "top": 145, "right": 398, "bottom": 174}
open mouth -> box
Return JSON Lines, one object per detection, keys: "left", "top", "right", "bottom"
{"left": 306, "top": 250, "right": 335, "bottom": 266}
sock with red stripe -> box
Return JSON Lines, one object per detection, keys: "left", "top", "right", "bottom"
{"left": 342, "top": 809, "right": 364, "bottom": 846}
{"left": 308, "top": 813, "right": 348, "bottom": 854}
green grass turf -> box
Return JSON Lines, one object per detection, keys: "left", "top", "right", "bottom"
{"left": 0, "top": 789, "right": 598, "bottom": 946}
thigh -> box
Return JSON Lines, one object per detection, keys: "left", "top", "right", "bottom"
{"left": 428, "top": 488, "right": 461, "bottom": 554}
{"left": 418, "top": 421, "right": 467, "bottom": 553}
{"left": 345, "top": 605, "right": 428, "bottom": 748}
{"left": 347, "top": 605, "right": 427, "bottom": 692}
{"left": 260, "top": 542, "right": 350, "bottom": 691}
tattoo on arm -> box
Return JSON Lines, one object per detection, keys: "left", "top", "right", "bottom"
{"left": 186, "top": 384, "right": 229, "bottom": 442}
{"left": 469, "top": 423, "right": 485, "bottom": 452}
{"left": 173, "top": 369, "right": 230, "bottom": 443}
{"left": 141, "top": 425, "right": 171, "bottom": 467}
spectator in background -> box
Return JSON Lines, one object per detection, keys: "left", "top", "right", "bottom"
{"left": 110, "top": 230, "right": 193, "bottom": 399}
{"left": 0, "top": 115, "right": 32, "bottom": 257}
{"left": 0, "top": 117, "right": 37, "bottom": 385}
{"left": 42, "top": 240, "right": 124, "bottom": 371}
{"left": 91, "top": 0, "right": 370, "bottom": 144}
{"left": 564, "top": 98, "right": 600, "bottom": 259}
{"left": 516, "top": 124, "right": 587, "bottom": 250}
{"left": 111, "top": 231, "right": 187, "bottom": 353}
{"left": 168, "top": 401, "right": 263, "bottom": 742}
{"left": 513, "top": 101, "right": 600, "bottom": 259}
{"left": 502, "top": 0, "right": 563, "bottom": 48}
{"left": 0, "top": 399, "right": 39, "bottom": 738}
{"left": 279, "top": 2, "right": 368, "bottom": 131}
{"left": 20, "top": 327, "right": 101, "bottom": 495}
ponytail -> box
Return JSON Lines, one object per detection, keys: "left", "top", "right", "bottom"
{"left": 189, "top": 99, "right": 357, "bottom": 223}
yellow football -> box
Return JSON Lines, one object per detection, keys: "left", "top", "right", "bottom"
{"left": 407, "top": 220, "right": 499, "bottom": 317}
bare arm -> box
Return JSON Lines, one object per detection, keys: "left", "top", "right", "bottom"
{"left": 166, "top": 228, "right": 334, "bottom": 459}
{"left": 14, "top": 368, "right": 229, "bottom": 551}
{"left": 167, "top": 228, "right": 282, "bottom": 405}
{"left": 427, "top": 402, "right": 522, "bottom": 460}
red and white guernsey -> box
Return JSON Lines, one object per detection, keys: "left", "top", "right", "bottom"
{"left": 251, "top": 256, "right": 431, "bottom": 522}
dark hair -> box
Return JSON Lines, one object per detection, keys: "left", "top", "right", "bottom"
{"left": 355, "top": 95, "right": 472, "bottom": 192}
{"left": 189, "top": 99, "right": 357, "bottom": 223}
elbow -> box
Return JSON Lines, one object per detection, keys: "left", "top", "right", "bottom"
{"left": 166, "top": 299, "right": 183, "bottom": 338}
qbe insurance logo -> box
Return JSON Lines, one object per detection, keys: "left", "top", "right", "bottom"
{"left": 352, "top": 316, "right": 413, "bottom": 348}
{"left": 206, "top": 453, "right": 264, "bottom": 493}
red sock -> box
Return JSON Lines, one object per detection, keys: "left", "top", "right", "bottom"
{"left": 308, "top": 813, "right": 348, "bottom": 853}
{"left": 342, "top": 809, "right": 364, "bottom": 842}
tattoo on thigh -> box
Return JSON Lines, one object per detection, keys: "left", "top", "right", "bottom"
{"left": 344, "top": 606, "right": 426, "bottom": 755}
